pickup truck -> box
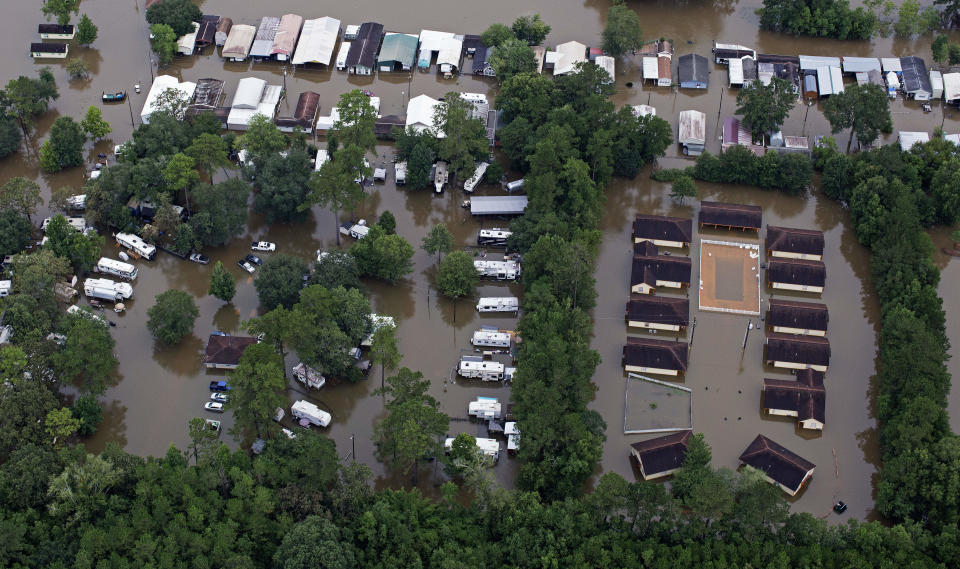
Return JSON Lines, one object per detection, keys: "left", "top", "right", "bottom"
{"left": 209, "top": 380, "right": 231, "bottom": 392}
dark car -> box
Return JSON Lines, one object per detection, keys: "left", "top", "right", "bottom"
{"left": 245, "top": 254, "right": 263, "bottom": 266}
{"left": 209, "top": 380, "right": 232, "bottom": 391}
{"left": 237, "top": 259, "right": 255, "bottom": 273}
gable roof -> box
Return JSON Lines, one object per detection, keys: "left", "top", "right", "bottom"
{"left": 346, "top": 22, "right": 384, "bottom": 68}
{"left": 900, "top": 56, "right": 931, "bottom": 94}
{"left": 271, "top": 14, "right": 304, "bottom": 57}
{"left": 763, "top": 370, "right": 825, "bottom": 424}
{"left": 633, "top": 241, "right": 659, "bottom": 256}
{"left": 626, "top": 295, "right": 690, "bottom": 327}
{"left": 633, "top": 214, "right": 693, "bottom": 244}
{"left": 631, "top": 431, "right": 692, "bottom": 476}
{"left": 699, "top": 201, "right": 762, "bottom": 229}
{"left": 38, "top": 24, "right": 74, "bottom": 34}
{"left": 766, "top": 225, "right": 824, "bottom": 256}
{"left": 767, "top": 299, "right": 828, "bottom": 332}
{"left": 631, "top": 255, "right": 692, "bottom": 287}
{"left": 739, "top": 434, "right": 815, "bottom": 493}
{"left": 204, "top": 335, "right": 258, "bottom": 366}
{"left": 765, "top": 333, "right": 830, "bottom": 366}
{"left": 767, "top": 259, "right": 826, "bottom": 287}
{"left": 291, "top": 17, "right": 341, "bottom": 65}
{"left": 623, "top": 337, "right": 689, "bottom": 371}
{"left": 678, "top": 54, "right": 709, "bottom": 84}
{"left": 378, "top": 32, "right": 418, "bottom": 67}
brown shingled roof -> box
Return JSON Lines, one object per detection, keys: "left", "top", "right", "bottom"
{"left": 765, "top": 225, "right": 824, "bottom": 257}
{"left": 633, "top": 214, "right": 693, "bottom": 245}
{"left": 739, "top": 434, "right": 815, "bottom": 493}
{"left": 633, "top": 240, "right": 659, "bottom": 256}
{"left": 765, "top": 333, "right": 830, "bottom": 367}
{"left": 767, "top": 259, "right": 826, "bottom": 288}
{"left": 699, "top": 201, "right": 762, "bottom": 230}
{"left": 767, "top": 299, "right": 828, "bottom": 332}
{"left": 763, "top": 369, "right": 825, "bottom": 426}
{"left": 626, "top": 295, "right": 690, "bottom": 327}
{"left": 623, "top": 337, "right": 689, "bottom": 372}
{"left": 631, "top": 255, "right": 692, "bottom": 288}
{"left": 630, "top": 430, "right": 692, "bottom": 477}
{"left": 204, "top": 335, "right": 258, "bottom": 366}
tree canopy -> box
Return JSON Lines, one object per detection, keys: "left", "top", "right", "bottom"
{"left": 602, "top": 4, "right": 643, "bottom": 56}
{"left": 146, "top": 289, "right": 199, "bottom": 346}
{"left": 823, "top": 83, "right": 893, "bottom": 151}
{"left": 735, "top": 78, "right": 796, "bottom": 140}
{"left": 254, "top": 254, "right": 309, "bottom": 310}
{"left": 436, "top": 251, "right": 478, "bottom": 299}
{"left": 145, "top": 0, "right": 202, "bottom": 36}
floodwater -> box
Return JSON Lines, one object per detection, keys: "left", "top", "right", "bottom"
{"left": 1, "top": 0, "right": 959, "bottom": 514}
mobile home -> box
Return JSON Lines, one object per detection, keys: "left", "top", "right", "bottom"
{"left": 468, "top": 397, "right": 502, "bottom": 420}
{"left": 83, "top": 278, "right": 133, "bottom": 301}
{"left": 457, "top": 356, "right": 505, "bottom": 381}
{"left": 477, "top": 228, "right": 512, "bottom": 247}
{"left": 291, "top": 400, "right": 331, "bottom": 427}
{"left": 115, "top": 233, "right": 157, "bottom": 260}
{"left": 471, "top": 329, "right": 511, "bottom": 348}
{"left": 96, "top": 257, "right": 138, "bottom": 280}
{"left": 476, "top": 297, "right": 519, "bottom": 313}
{"left": 474, "top": 259, "right": 520, "bottom": 280}
{"left": 445, "top": 436, "right": 500, "bottom": 461}
{"left": 293, "top": 362, "right": 326, "bottom": 389}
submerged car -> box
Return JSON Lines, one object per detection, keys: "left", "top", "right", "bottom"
{"left": 204, "top": 401, "right": 224, "bottom": 413}
{"left": 245, "top": 254, "right": 263, "bottom": 266}
{"left": 251, "top": 241, "right": 276, "bottom": 252}
{"left": 237, "top": 259, "right": 255, "bottom": 273}
{"left": 189, "top": 252, "right": 210, "bottom": 265}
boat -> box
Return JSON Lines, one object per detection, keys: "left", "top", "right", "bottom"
{"left": 102, "top": 90, "right": 127, "bottom": 103}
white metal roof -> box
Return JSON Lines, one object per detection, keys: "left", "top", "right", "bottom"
{"left": 436, "top": 36, "right": 463, "bottom": 69}
{"left": 292, "top": 17, "right": 341, "bottom": 65}
{"left": 930, "top": 70, "right": 944, "bottom": 92}
{"left": 944, "top": 73, "right": 960, "bottom": 100}
{"left": 728, "top": 58, "right": 744, "bottom": 84}
{"left": 881, "top": 57, "right": 902, "bottom": 72}
{"left": 257, "top": 85, "right": 283, "bottom": 117}
{"left": 231, "top": 77, "right": 266, "bottom": 109}
{"left": 418, "top": 29, "right": 453, "bottom": 65}
{"left": 177, "top": 22, "right": 199, "bottom": 55}
{"left": 553, "top": 41, "right": 587, "bottom": 76}
{"left": 830, "top": 66, "right": 844, "bottom": 94}
{"left": 841, "top": 57, "right": 880, "bottom": 73}
{"left": 898, "top": 131, "right": 929, "bottom": 151}
{"left": 945, "top": 134, "right": 960, "bottom": 145}
{"left": 799, "top": 55, "right": 841, "bottom": 70}
{"left": 405, "top": 94, "right": 441, "bottom": 136}
{"left": 140, "top": 75, "right": 195, "bottom": 123}
{"left": 595, "top": 55, "right": 615, "bottom": 81}
{"left": 314, "top": 148, "right": 329, "bottom": 171}
{"left": 678, "top": 110, "right": 706, "bottom": 145}
{"left": 642, "top": 56, "right": 658, "bottom": 79}
{"left": 631, "top": 104, "right": 656, "bottom": 117}
{"left": 222, "top": 24, "right": 256, "bottom": 57}
{"left": 470, "top": 195, "right": 528, "bottom": 215}
{"left": 335, "top": 41, "right": 351, "bottom": 68}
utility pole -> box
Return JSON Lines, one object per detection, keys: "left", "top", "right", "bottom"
{"left": 350, "top": 434, "right": 355, "bottom": 463}
{"left": 689, "top": 316, "right": 697, "bottom": 347}
{"left": 741, "top": 320, "right": 753, "bottom": 356}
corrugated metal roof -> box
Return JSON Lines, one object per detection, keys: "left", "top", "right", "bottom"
{"left": 944, "top": 73, "right": 960, "bottom": 101}
{"left": 436, "top": 36, "right": 463, "bottom": 69}
{"left": 643, "top": 56, "right": 658, "bottom": 79}
{"left": 377, "top": 32, "right": 418, "bottom": 67}
{"left": 271, "top": 14, "right": 303, "bottom": 57}
{"left": 678, "top": 110, "right": 706, "bottom": 145}
{"left": 898, "top": 131, "right": 929, "bottom": 151}
{"left": 345, "top": 22, "right": 383, "bottom": 69}
{"left": 553, "top": 41, "right": 587, "bottom": 76}
{"left": 250, "top": 17, "right": 280, "bottom": 58}
{"left": 222, "top": 24, "right": 256, "bottom": 57}
{"left": 841, "top": 57, "right": 880, "bottom": 73}
{"left": 880, "top": 57, "right": 901, "bottom": 72}
{"left": 799, "top": 55, "right": 841, "bottom": 70}
{"left": 405, "top": 94, "right": 441, "bottom": 135}
{"left": 678, "top": 54, "right": 708, "bottom": 85}
{"left": 231, "top": 77, "right": 266, "bottom": 109}
{"left": 292, "top": 17, "right": 341, "bottom": 65}
{"left": 729, "top": 58, "right": 744, "bottom": 84}
{"left": 470, "top": 196, "right": 529, "bottom": 216}
{"left": 900, "top": 56, "right": 931, "bottom": 95}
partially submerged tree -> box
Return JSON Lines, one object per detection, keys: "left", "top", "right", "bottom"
{"left": 80, "top": 106, "right": 111, "bottom": 141}
{"left": 209, "top": 261, "right": 236, "bottom": 302}
{"left": 76, "top": 14, "right": 98, "bottom": 46}
{"left": 436, "top": 251, "right": 479, "bottom": 300}
{"left": 489, "top": 38, "right": 538, "bottom": 83}
{"left": 149, "top": 24, "right": 178, "bottom": 68}
{"left": 511, "top": 14, "right": 551, "bottom": 45}
{"left": 42, "top": 0, "right": 80, "bottom": 26}
{"left": 2, "top": 68, "right": 59, "bottom": 135}
{"left": 435, "top": 93, "right": 490, "bottom": 182}
{"left": 421, "top": 224, "right": 454, "bottom": 265}
{"left": 254, "top": 254, "right": 309, "bottom": 310}
{"left": 369, "top": 324, "right": 401, "bottom": 390}
{"left": 147, "top": 290, "right": 199, "bottom": 346}
{"left": 602, "top": 3, "right": 643, "bottom": 56}
{"left": 0, "top": 177, "right": 42, "bottom": 222}
{"left": 735, "top": 78, "right": 795, "bottom": 141}
{"left": 823, "top": 83, "right": 893, "bottom": 151}
{"left": 225, "top": 343, "right": 287, "bottom": 441}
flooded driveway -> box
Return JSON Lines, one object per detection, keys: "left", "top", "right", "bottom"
{"left": 2, "top": 0, "right": 959, "bottom": 511}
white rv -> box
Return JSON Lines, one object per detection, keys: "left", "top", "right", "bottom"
{"left": 474, "top": 259, "right": 520, "bottom": 280}
{"left": 84, "top": 278, "right": 133, "bottom": 301}
{"left": 291, "top": 400, "right": 331, "bottom": 427}
{"left": 66, "top": 194, "right": 86, "bottom": 210}
{"left": 335, "top": 41, "right": 351, "bottom": 71}
{"left": 293, "top": 362, "right": 326, "bottom": 389}
{"left": 476, "top": 297, "right": 519, "bottom": 313}
{"left": 0, "top": 280, "right": 11, "bottom": 297}
{"left": 339, "top": 220, "right": 370, "bottom": 240}
{"left": 471, "top": 329, "right": 511, "bottom": 348}
{"left": 462, "top": 162, "right": 489, "bottom": 193}
{"left": 96, "top": 257, "right": 138, "bottom": 280}
{"left": 115, "top": 233, "right": 157, "bottom": 260}
{"left": 444, "top": 436, "right": 500, "bottom": 461}
{"left": 395, "top": 161, "right": 407, "bottom": 185}
{"left": 66, "top": 304, "right": 107, "bottom": 325}
{"left": 42, "top": 216, "right": 87, "bottom": 233}
{"left": 361, "top": 313, "right": 397, "bottom": 347}
{"left": 468, "top": 397, "right": 502, "bottom": 420}
{"left": 457, "top": 356, "right": 505, "bottom": 381}
{"left": 477, "top": 228, "right": 511, "bottom": 247}
{"left": 505, "top": 422, "right": 520, "bottom": 453}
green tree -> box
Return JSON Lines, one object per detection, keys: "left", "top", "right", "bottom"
{"left": 225, "top": 343, "right": 287, "bottom": 440}
{"left": 149, "top": 23, "right": 178, "bottom": 67}
{"left": 406, "top": 140, "right": 436, "bottom": 189}
{"left": 670, "top": 175, "right": 697, "bottom": 203}
{"left": 163, "top": 152, "right": 200, "bottom": 201}
{"left": 309, "top": 251, "right": 362, "bottom": 290}
{"left": 377, "top": 210, "right": 396, "bottom": 234}
{"left": 512, "top": 14, "right": 551, "bottom": 45}
{"left": 332, "top": 90, "right": 378, "bottom": 153}
{"left": 10, "top": 249, "right": 70, "bottom": 308}
{"left": 373, "top": 367, "right": 450, "bottom": 485}
{"left": 823, "top": 83, "right": 893, "bottom": 151}
{"left": 421, "top": 223, "right": 454, "bottom": 264}
{"left": 735, "top": 78, "right": 795, "bottom": 140}
{"left": 273, "top": 516, "right": 357, "bottom": 569}
{"left": 0, "top": 177, "right": 42, "bottom": 223}
{"left": 254, "top": 149, "right": 313, "bottom": 223}
{"left": 444, "top": 432, "right": 488, "bottom": 478}
{"left": 254, "top": 254, "right": 309, "bottom": 310}
{"left": 489, "top": 38, "right": 538, "bottom": 83}
{"left": 0, "top": 210, "right": 31, "bottom": 257}
{"left": 435, "top": 93, "right": 490, "bottom": 182}
{"left": 186, "top": 417, "right": 221, "bottom": 466}
{"left": 171, "top": 223, "right": 197, "bottom": 255}
{"left": 76, "top": 14, "right": 98, "bottom": 46}
{"left": 190, "top": 177, "right": 251, "bottom": 247}
{"left": 80, "top": 106, "right": 111, "bottom": 140}
{"left": 145, "top": 0, "right": 202, "bottom": 36}
{"left": 146, "top": 290, "right": 199, "bottom": 346}
{"left": 933, "top": 34, "right": 949, "bottom": 64}
{"left": 602, "top": 4, "right": 643, "bottom": 56}
{"left": 43, "top": 116, "right": 85, "bottom": 172}
{"left": 481, "top": 23, "right": 514, "bottom": 47}
{"left": 436, "top": 251, "right": 478, "bottom": 299}
{"left": 51, "top": 314, "right": 118, "bottom": 396}
{"left": 71, "top": 396, "right": 103, "bottom": 437}
{"left": 351, "top": 226, "right": 415, "bottom": 283}
{"left": 186, "top": 132, "right": 231, "bottom": 184}
{"left": 0, "top": 115, "right": 20, "bottom": 159}
{"left": 369, "top": 324, "right": 401, "bottom": 390}
{"left": 209, "top": 261, "right": 236, "bottom": 302}
{"left": 0, "top": 379, "right": 58, "bottom": 460}
{"left": 45, "top": 408, "right": 81, "bottom": 447}
{"left": 65, "top": 58, "right": 90, "bottom": 79}
{"left": 304, "top": 144, "right": 368, "bottom": 245}
{"left": 245, "top": 306, "right": 307, "bottom": 368}
{"left": 2, "top": 68, "right": 58, "bottom": 135}
{"left": 47, "top": 453, "right": 121, "bottom": 519}
{"left": 42, "top": 0, "right": 79, "bottom": 26}
{"left": 894, "top": 0, "right": 939, "bottom": 37}
{"left": 236, "top": 114, "right": 288, "bottom": 166}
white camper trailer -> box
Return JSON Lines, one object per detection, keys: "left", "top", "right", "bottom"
{"left": 339, "top": 220, "right": 370, "bottom": 240}
{"left": 361, "top": 314, "right": 396, "bottom": 347}
{"left": 471, "top": 329, "right": 511, "bottom": 348}
{"left": 293, "top": 362, "right": 326, "bottom": 389}
{"left": 462, "top": 162, "right": 489, "bottom": 193}
{"left": 96, "top": 257, "right": 138, "bottom": 280}
{"left": 0, "top": 280, "right": 11, "bottom": 297}
{"left": 115, "top": 233, "right": 157, "bottom": 260}
{"left": 474, "top": 259, "right": 520, "bottom": 280}
{"left": 468, "top": 397, "right": 502, "bottom": 420}
{"left": 444, "top": 436, "right": 500, "bottom": 461}
{"left": 83, "top": 278, "right": 133, "bottom": 301}
{"left": 457, "top": 356, "right": 505, "bottom": 381}
{"left": 395, "top": 161, "right": 407, "bottom": 185}
{"left": 477, "top": 228, "right": 512, "bottom": 247}
{"left": 66, "top": 194, "right": 86, "bottom": 210}
{"left": 476, "top": 297, "right": 519, "bottom": 313}
{"left": 291, "top": 400, "right": 331, "bottom": 427}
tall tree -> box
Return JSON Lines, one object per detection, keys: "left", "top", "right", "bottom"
{"left": 76, "top": 14, "right": 98, "bottom": 46}
{"left": 331, "top": 90, "right": 378, "bottom": 153}
{"left": 0, "top": 210, "right": 31, "bottom": 257}
{"left": 245, "top": 306, "right": 307, "bottom": 371}
{"left": 149, "top": 24, "right": 178, "bottom": 68}
{"left": 735, "top": 78, "right": 795, "bottom": 140}
{"left": 186, "top": 417, "right": 220, "bottom": 466}
{"left": 42, "top": 0, "right": 80, "bottom": 26}
{"left": 304, "top": 144, "right": 368, "bottom": 245}
{"left": 254, "top": 254, "right": 309, "bottom": 310}
{"left": 146, "top": 290, "right": 199, "bottom": 346}
{"left": 488, "top": 38, "right": 538, "bottom": 83}
{"left": 254, "top": 149, "right": 313, "bottom": 223}
{"left": 480, "top": 23, "right": 514, "bottom": 47}
{"left": 2, "top": 68, "right": 59, "bottom": 135}
{"left": 436, "top": 251, "right": 479, "bottom": 300}
{"left": 235, "top": 114, "right": 287, "bottom": 166}
{"left": 670, "top": 175, "right": 697, "bottom": 204}
{"left": 435, "top": 93, "right": 490, "bottom": 182}
{"left": 185, "top": 133, "right": 231, "bottom": 184}
{"left": 351, "top": 226, "right": 415, "bottom": 283}
{"left": 0, "top": 177, "right": 42, "bottom": 222}
{"left": 602, "top": 3, "right": 643, "bottom": 56}
{"left": 80, "top": 106, "right": 111, "bottom": 140}
{"left": 511, "top": 14, "right": 551, "bottom": 45}
{"left": 208, "top": 261, "right": 236, "bottom": 302}
{"left": 0, "top": 115, "right": 21, "bottom": 158}
{"left": 373, "top": 367, "right": 450, "bottom": 485}
{"left": 225, "top": 343, "right": 287, "bottom": 440}
{"left": 309, "top": 251, "right": 362, "bottom": 290}
{"left": 145, "top": 0, "right": 202, "bottom": 36}
{"left": 823, "top": 83, "right": 893, "bottom": 151}
{"left": 421, "top": 224, "right": 454, "bottom": 264}
{"left": 51, "top": 315, "right": 118, "bottom": 396}
{"left": 190, "top": 178, "right": 250, "bottom": 247}
{"left": 369, "top": 325, "right": 401, "bottom": 390}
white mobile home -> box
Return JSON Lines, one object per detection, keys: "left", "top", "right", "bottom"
{"left": 96, "top": 257, "right": 138, "bottom": 280}
{"left": 476, "top": 297, "right": 519, "bottom": 313}
{"left": 445, "top": 436, "right": 500, "bottom": 461}
{"left": 291, "top": 400, "right": 331, "bottom": 427}
{"left": 177, "top": 22, "right": 200, "bottom": 56}
{"left": 457, "top": 357, "right": 505, "bottom": 381}
{"left": 473, "top": 259, "right": 520, "bottom": 280}
{"left": 468, "top": 397, "right": 502, "bottom": 420}
{"left": 293, "top": 362, "right": 326, "bottom": 389}
{"left": 83, "top": 278, "right": 133, "bottom": 301}
{"left": 115, "top": 233, "right": 157, "bottom": 260}
{"left": 471, "top": 330, "right": 511, "bottom": 348}
{"left": 477, "top": 228, "right": 511, "bottom": 247}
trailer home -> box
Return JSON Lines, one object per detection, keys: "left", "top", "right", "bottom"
{"left": 83, "top": 278, "right": 133, "bottom": 301}
{"left": 293, "top": 362, "right": 326, "bottom": 389}
{"left": 291, "top": 400, "right": 331, "bottom": 427}
{"left": 476, "top": 297, "right": 519, "bottom": 313}
{"left": 478, "top": 228, "right": 512, "bottom": 247}
{"left": 474, "top": 259, "right": 520, "bottom": 280}
{"left": 471, "top": 329, "right": 511, "bottom": 348}
{"left": 468, "top": 397, "right": 502, "bottom": 420}
{"left": 115, "top": 233, "right": 157, "bottom": 260}
{"left": 445, "top": 436, "right": 501, "bottom": 461}
{"left": 457, "top": 356, "right": 505, "bottom": 381}
{"left": 96, "top": 257, "right": 138, "bottom": 280}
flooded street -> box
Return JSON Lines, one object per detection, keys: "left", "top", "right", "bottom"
{"left": 2, "top": 0, "right": 959, "bottom": 513}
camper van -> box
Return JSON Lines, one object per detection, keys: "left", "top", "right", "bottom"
{"left": 293, "top": 362, "right": 326, "bottom": 389}
{"left": 115, "top": 233, "right": 157, "bottom": 260}
{"left": 457, "top": 356, "right": 505, "bottom": 381}
{"left": 476, "top": 297, "right": 519, "bottom": 313}
{"left": 471, "top": 329, "right": 511, "bottom": 348}
{"left": 84, "top": 278, "right": 133, "bottom": 301}
{"left": 96, "top": 257, "right": 138, "bottom": 280}
{"left": 477, "top": 228, "right": 512, "bottom": 247}
{"left": 462, "top": 162, "right": 489, "bottom": 193}
{"left": 468, "top": 397, "right": 502, "bottom": 420}
{"left": 474, "top": 259, "right": 520, "bottom": 280}
{"left": 291, "top": 400, "right": 331, "bottom": 427}
{"left": 444, "top": 436, "right": 500, "bottom": 461}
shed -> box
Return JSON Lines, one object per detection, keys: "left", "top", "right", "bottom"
{"left": 250, "top": 17, "right": 281, "bottom": 59}
{"left": 375, "top": 114, "right": 405, "bottom": 138}
{"left": 626, "top": 295, "right": 690, "bottom": 331}
{"left": 595, "top": 55, "right": 616, "bottom": 84}
{"left": 633, "top": 214, "right": 693, "bottom": 248}
{"left": 378, "top": 33, "right": 418, "bottom": 72}
{"left": 899, "top": 131, "right": 930, "bottom": 151}
{"left": 275, "top": 91, "right": 320, "bottom": 133}
{"left": 944, "top": 73, "right": 960, "bottom": 103}
{"left": 622, "top": 337, "right": 689, "bottom": 376}
{"left": 473, "top": 45, "right": 495, "bottom": 76}
{"left": 405, "top": 94, "right": 442, "bottom": 135}
{"left": 30, "top": 42, "right": 67, "bottom": 58}
{"left": 551, "top": 41, "right": 588, "bottom": 76}
{"left": 713, "top": 42, "right": 756, "bottom": 64}
{"left": 802, "top": 74, "right": 818, "bottom": 99}
{"left": 231, "top": 77, "right": 266, "bottom": 109}
{"left": 767, "top": 259, "right": 826, "bottom": 292}
{"left": 642, "top": 56, "right": 659, "bottom": 83}
{"left": 190, "top": 78, "right": 225, "bottom": 112}
{"left": 880, "top": 57, "right": 901, "bottom": 72}
{"left": 841, "top": 57, "right": 880, "bottom": 74}
{"left": 469, "top": 196, "right": 528, "bottom": 216}
{"left": 630, "top": 431, "right": 693, "bottom": 480}
{"left": 196, "top": 15, "right": 219, "bottom": 46}
{"left": 204, "top": 334, "right": 258, "bottom": 369}
{"left": 729, "top": 57, "right": 745, "bottom": 86}
{"left": 739, "top": 435, "right": 815, "bottom": 496}
{"left": 222, "top": 24, "right": 256, "bottom": 61}
{"left": 631, "top": 255, "right": 692, "bottom": 294}
{"left": 930, "top": 70, "right": 944, "bottom": 99}
{"left": 767, "top": 299, "right": 828, "bottom": 336}
{"left": 901, "top": 56, "right": 932, "bottom": 100}
{"left": 886, "top": 70, "right": 900, "bottom": 97}
{"left": 215, "top": 17, "right": 233, "bottom": 46}
{"left": 346, "top": 22, "right": 384, "bottom": 75}
{"left": 436, "top": 35, "right": 464, "bottom": 76}
{"left": 765, "top": 333, "right": 830, "bottom": 371}
{"left": 271, "top": 14, "right": 304, "bottom": 61}
{"left": 291, "top": 17, "right": 341, "bottom": 66}
{"left": 678, "top": 110, "right": 706, "bottom": 156}
{"left": 678, "top": 54, "right": 709, "bottom": 89}
{"left": 742, "top": 57, "right": 758, "bottom": 83}
{"left": 38, "top": 24, "right": 75, "bottom": 40}
{"left": 765, "top": 226, "right": 824, "bottom": 260}
{"left": 763, "top": 370, "right": 826, "bottom": 430}
{"left": 816, "top": 66, "right": 844, "bottom": 96}
{"left": 798, "top": 55, "right": 841, "bottom": 70}
{"left": 699, "top": 201, "right": 762, "bottom": 231}
{"left": 177, "top": 22, "right": 200, "bottom": 56}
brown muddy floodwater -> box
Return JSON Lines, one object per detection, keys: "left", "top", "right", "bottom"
{"left": 2, "top": 0, "right": 959, "bottom": 515}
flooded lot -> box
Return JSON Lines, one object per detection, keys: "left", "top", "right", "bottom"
{"left": 2, "top": 0, "right": 960, "bottom": 513}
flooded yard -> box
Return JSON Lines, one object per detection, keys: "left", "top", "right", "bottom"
{"left": 2, "top": 0, "right": 959, "bottom": 513}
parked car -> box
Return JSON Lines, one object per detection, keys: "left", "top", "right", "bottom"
{"left": 204, "top": 401, "right": 224, "bottom": 413}
{"left": 251, "top": 241, "right": 276, "bottom": 252}
{"left": 245, "top": 254, "right": 263, "bottom": 266}
{"left": 205, "top": 419, "right": 221, "bottom": 431}
{"left": 210, "top": 392, "right": 227, "bottom": 403}
{"left": 209, "top": 380, "right": 231, "bottom": 391}
{"left": 189, "top": 252, "right": 210, "bottom": 265}
{"left": 237, "top": 259, "right": 255, "bottom": 273}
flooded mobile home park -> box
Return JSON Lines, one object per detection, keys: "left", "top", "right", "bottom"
{"left": 4, "top": 0, "right": 960, "bottom": 521}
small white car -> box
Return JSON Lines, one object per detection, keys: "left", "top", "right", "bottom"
{"left": 251, "top": 241, "right": 276, "bottom": 252}
{"left": 237, "top": 259, "right": 256, "bottom": 274}
{"left": 204, "top": 401, "right": 224, "bottom": 413}
{"left": 210, "top": 393, "right": 227, "bottom": 403}
{"left": 281, "top": 428, "right": 297, "bottom": 439}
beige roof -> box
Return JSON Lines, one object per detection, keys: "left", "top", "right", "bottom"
{"left": 222, "top": 24, "right": 256, "bottom": 57}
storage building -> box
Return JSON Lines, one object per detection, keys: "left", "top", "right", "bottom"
{"left": 222, "top": 24, "right": 256, "bottom": 61}
{"left": 30, "top": 42, "right": 67, "bottom": 58}
{"left": 377, "top": 32, "right": 418, "bottom": 72}
{"left": 595, "top": 55, "right": 615, "bottom": 83}
{"left": 274, "top": 91, "right": 321, "bottom": 133}
{"left": 271, "top": 14, "right": 303, "bottom": 61}
{"left": 215, "top": 17, "right": 233, "bottom": 46}
{"left": 767, "top": 258, "right": 826, "bottom": 293}
{"left": 140, "top": 75, "right": 196, "bottom": 123}
{"left": 249, "top": 17, "right": 281, "bottom": 59}
{"left": 765, "top": 226, "right": 824, "bottom": 260}
{"left": 549, "top": 41, "right": 587, "bottom": 76}
{"left": 713, "top": 42, "right": 756, "bottom": 64}
{"left": 841, "top": 57, "right": 880, "bottom": 74}
{"left": 630, "top": 431, "right": 692, "bottom": 480}
{"left": 765, "top": 333, "right": 830, "bottom": 372}
{"left": 346, "top": 22, "right": 384, "bottom": 75}
{"left": 632, "top": 214, "right": 693, "bottom": 248}
{"left": 622, "top": 337, "right": 689, "bottom": 376}
{"left": 766, "top": 299, "right": 828, "bottom": 336}
{"left": 763, "top": 370, "right": 826, "bottom": 430}
{"left": 405, "top": 94, "right": 442, "bottom": 135}
{"left": 898, "top": 131, "right": 930, "bottom": 151}
{"left": 204, "top": 334, "right": 258, "bottom": 369}
{"left": 901, "top": 56, "right": 932, "bottom": 100}
{"left": 38, "top": 24, "right": 74, "bottom": 40}
{"left": 227, "top": 77, "right": 282, "bottom": 130}
{"left": 177, "top": 22, "right": 200, "bottom": 56}
{"left": 739, "top": 435, "right": 815, "bottom": 496}
{"left": 196, "top": 15, "right": 220, "bottom": 47}
{"left": 930, "top": 70, "right": 944, "bottom": 99}
{"left": 944, "top": 73, "right": 960, "bottom": 104}
{"left": 469, "top": 196, "right": 528, "bottom": 216}
{"left": 291, "top": 17, "right": 341, "bottom": 66}
{"left": 625, "top": 295, "right": 690, "bottom": 331}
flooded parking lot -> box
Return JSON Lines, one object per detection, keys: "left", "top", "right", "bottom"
{"left": 2, "top": 0, "right": 960, "bottom": 512}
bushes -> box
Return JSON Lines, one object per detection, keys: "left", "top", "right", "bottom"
{"left": 658, "top": 147, "right": 813, "bottom": 195}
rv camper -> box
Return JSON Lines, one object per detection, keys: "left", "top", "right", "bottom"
{"left": 476, "top": 297, "right": 519, "bottom": 313}
{"left": 395, "top": 161, "right": 407, "bottom": 185}
{"left": 462, "top": 162, "right": 489, "bottom": 193}
{"left": 473, "top": 259, "right": 521, "bottom": 280}
{"left": 0, "top": 280, "right": 10, "bottom": 298}
{"left": 477, "top": 228, "right": 512, "bottom": 247}
{"left": 457, "top": 356, "right": 505, "bottom": 381}
{"left": 445, "top": 436, "right": 500, "bottom": 461}
{"left": 468, "top": 397, "right": 502, "bottom": 420}
{"left": 293, "top": 362, "right": 326, "bottom": 389}
{"left": 291, "top": 400, "right": 331, "bottom": 427}
{"left": 83, "top": 278, "right": 133, "bottom": 301}
{"left": 96, "top": 257, "right": 138, "bottom": 280}
{"left": 339, "top": 220, "right": 370, "bottom": 239}
{"left": 115, "top": 233, "right": 157, "bottom": 260}
{"left": 471, "top": 329, "right": 511, "bottom": 348}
